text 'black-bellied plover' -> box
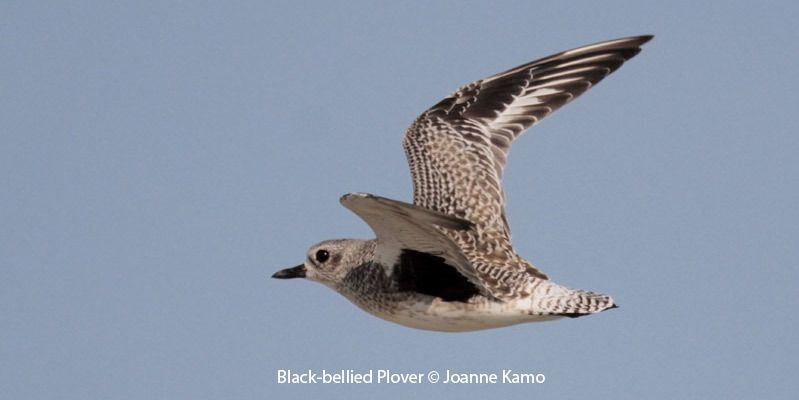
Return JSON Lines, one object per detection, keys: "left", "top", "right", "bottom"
{"left": 273, "top": 35, "right": 653, "bottom": 331}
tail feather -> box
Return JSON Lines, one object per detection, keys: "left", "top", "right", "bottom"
{"left": 561, "top": 303, "right": 618, "bottom": 318}
{"left": 532, "top": 283, "right": 617, "bottom": 317}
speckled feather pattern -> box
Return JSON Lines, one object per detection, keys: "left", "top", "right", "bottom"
{"left": 281, "top": 36, "right": 651, "bottom": 331}
{"left": 402, "top": 36, "right": 652, "bottom": 301}
{"left": 334, "top": 242, "right": 614, "bottom": 332}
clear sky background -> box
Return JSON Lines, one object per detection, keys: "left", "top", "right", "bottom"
{"left": 2, "top": 1, "right": 797, "bottom": 399}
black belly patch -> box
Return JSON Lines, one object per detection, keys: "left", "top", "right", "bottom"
{"left": 395, "top": 249, "right": 480, "bottom": 302}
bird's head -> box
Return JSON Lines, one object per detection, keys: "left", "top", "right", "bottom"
{"left": 272, "top": 239, "right": 374, "bottom": 288}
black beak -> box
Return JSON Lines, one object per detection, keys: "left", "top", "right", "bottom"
{"left": 272, "top": 264, "right": 306, "bottom": 279}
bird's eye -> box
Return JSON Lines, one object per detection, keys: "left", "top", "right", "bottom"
{"left": 315, "top": 249, "right": 330, "bottom": 263}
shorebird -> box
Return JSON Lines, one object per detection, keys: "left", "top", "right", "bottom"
{"left": 273, "top": 35, "right": 652, "bottom": 331}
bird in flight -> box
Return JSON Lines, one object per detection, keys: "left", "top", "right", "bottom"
{"left": 273, "top": 35, "right": 652, "bottom": 331}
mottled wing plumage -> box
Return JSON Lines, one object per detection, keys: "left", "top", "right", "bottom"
{"left": 340, "top": 193, "right": 492, "bottom": 297}
{"left": 403, "top": 35, "right": 652, "bottom": 296}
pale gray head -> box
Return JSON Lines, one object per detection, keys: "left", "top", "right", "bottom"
{"left": 272, "top": 239, "right": 374, "bottom": 288}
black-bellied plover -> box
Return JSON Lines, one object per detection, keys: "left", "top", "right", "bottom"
{"left": 273, "top": 35, "right": 652, "bottom": 331}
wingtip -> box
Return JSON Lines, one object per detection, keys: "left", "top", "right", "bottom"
{"left": 340, "top": 192, "right": 371, "bottom": 203}
{"left": 637, "top": 34, "right": 655, "bottom": 45}
{"left": 607, "top": 34, "right": 655, "bottom": 50}
{"left": 341, "top": 192, "right": 475, "bottom": 231}
{"left": 615, "top": 34, "right": 654, "bottom": 45}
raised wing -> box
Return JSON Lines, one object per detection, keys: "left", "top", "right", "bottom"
{"left": 340, "top": 193, "right": 492, "bottom": 297}
{"left": 403, "top": 35, "right": 652, "bottom": 240}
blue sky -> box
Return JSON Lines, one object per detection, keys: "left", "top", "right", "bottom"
{"left": 2, "top": 1, "right": 797, "bottom": 398}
